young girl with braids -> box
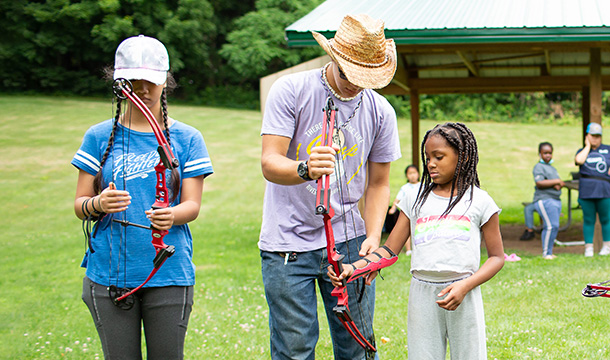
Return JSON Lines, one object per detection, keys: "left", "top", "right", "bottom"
{"left": 71, "top": 35, "right": 213, "bottom": 359}
{"left": 329, "top": 122, "right": 504, "bottom": 359}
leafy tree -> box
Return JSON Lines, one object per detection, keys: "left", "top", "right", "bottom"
{"left": 220, "top": 0, "right": 324, "bottom": 83}
{"left": 0, "top": 0, "right": 235, "bottom": 98}
{"left": 0, "top": 0, "right": 322, "bottom": 105}
{"left": 0, "top": 0, "right": 107, "bottom": 93}
{"left": 91, "top": 0, "right": 218, "bottom": 96}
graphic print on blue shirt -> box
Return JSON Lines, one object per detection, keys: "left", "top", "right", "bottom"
{"left": 112, "top": 150, "right": 160, "bottom": 182}
{"left": 584, "top": 151, "right": 608, "bottom": 174}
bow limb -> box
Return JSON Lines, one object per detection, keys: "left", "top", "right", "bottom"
{"left": 112, "top": 79, "right": 179, "bottom": 171}
{"left": 316, "top": 97, "right": 376, "bottom": 355}
{"left": 347, "top": 245, "right": 399, "bottom": 284}
{"left": 347, "top": 255, "right": 398, "bottom": 284}
{"left": 109, "top": 79, "right": 178, "bottom": 307}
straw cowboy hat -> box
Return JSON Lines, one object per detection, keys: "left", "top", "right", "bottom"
{"left": 312, "top": 14, "right": 397, "bottom": 89}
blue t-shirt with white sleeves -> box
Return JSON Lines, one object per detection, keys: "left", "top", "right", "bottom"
{"left": 71, "top": 119, "right": 213, "bottom": 288}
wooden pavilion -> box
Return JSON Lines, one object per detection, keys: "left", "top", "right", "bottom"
{"left": 272, "top": 0, "right": 610, "bottom": 167}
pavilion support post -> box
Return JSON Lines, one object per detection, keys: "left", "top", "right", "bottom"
{"left": 582, "top": 86, "right": 590, "bottom": 140}
{"left": 590, "top": 47, "right": 604, "bottom": 253}
{"left": 590, "top": 48, "right": 602, "bottom": 125}
{"left": 410, "top": 89, "right": 420, "bottom": 169}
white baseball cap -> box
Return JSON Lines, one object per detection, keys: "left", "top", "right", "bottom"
{"left": 113, "top": 35, "right": 169, "bottom": 85}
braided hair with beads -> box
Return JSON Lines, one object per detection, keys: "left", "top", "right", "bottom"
{"left": 414, "top": 122, "right": 480, "bottom": 217}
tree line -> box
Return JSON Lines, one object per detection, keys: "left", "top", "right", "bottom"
{"left": 1, "top": 0, "right": 604, "bottom": 121}
{"left": 0, "top": 0, "right": 323, "bottom": 108}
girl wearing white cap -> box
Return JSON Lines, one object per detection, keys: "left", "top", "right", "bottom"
{"left": 71, "top": 35, "right": 213, "bottom": 358}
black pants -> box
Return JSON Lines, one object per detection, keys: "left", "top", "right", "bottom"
{"left": 82, "top": 276, "right": 193, "bottom": 360}
{"left": 383, "top": 206, "right": 399, "bottom": 233}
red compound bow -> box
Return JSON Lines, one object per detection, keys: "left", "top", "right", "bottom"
{"left": 108, "top": 78, "right": 178, "bottom": 309}
{"left": 315, "top": 96, "right": 377, "bottom": 357}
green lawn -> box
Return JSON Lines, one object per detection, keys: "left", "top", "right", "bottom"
{"left": 0, "top": 95, "right": 607, "bottom": 359}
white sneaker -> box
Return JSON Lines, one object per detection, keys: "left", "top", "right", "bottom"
{"left": 600, "top": 243, "right": 610, "bottom": 256}
{"left": 585, "top": 245, "right": 594, "bottom": 257}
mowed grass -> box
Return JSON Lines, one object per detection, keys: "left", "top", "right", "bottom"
{"left": 0, "top": 95, "right": 608, "bottom": 359}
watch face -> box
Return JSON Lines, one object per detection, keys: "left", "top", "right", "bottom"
{"left": 298, "top": 162, "right": 307, "bottom": 176}
{"left": 298, "top": 162, "right": 309, "bottom": 179}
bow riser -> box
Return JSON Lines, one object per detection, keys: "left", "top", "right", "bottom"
{"left": 322, "top": 211, "right": 346, "bottom": 284}
{"left": 315, "top": 103, "right": 335, "bottom": 216}
{"left": 153, "top": 162, "right": 170, "bottom": 209}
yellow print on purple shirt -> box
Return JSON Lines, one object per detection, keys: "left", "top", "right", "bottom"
{"left": 298, "top": 126, "right": 364, "bottom": 195}
{"left": 413, "top": 215, "right": 472, "bottom": 246}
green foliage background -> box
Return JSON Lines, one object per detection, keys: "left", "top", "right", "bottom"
{"left": 2, "top": 0, "right": 608, "bottom": 122}
{"left": 0, "top": 0, "right": 323, "bottom": 106}
{"left": 386, "top": 92, "right": 610, "bottom": 125}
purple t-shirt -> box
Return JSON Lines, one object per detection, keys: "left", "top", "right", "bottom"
{"left": 259, "top": 68, "right": 401, "bottom": 252}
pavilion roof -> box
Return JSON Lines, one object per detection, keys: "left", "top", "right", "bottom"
{"left": 286, "top": 0, "right": 610, "bottom": 47}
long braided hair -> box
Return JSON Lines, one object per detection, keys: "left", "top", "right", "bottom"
{"left": 93, "top": 74, "right": 180, "bottom": 201}
{"left": 414, "top": 122, "right": 480, "bottom": 217}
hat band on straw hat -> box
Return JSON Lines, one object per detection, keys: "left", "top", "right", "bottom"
{"left": 329, "top": 43, "right": 389, "bottom": 68}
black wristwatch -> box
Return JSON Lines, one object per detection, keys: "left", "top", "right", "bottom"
{"left": 297, "top": 161, "right": 313, "bottom": 181}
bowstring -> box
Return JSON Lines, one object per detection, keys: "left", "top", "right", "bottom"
{"left": 108, "top": 95, "right": 131, "bottom": 290}
{"left": 108, "top": 97, "right": 116, "bottom": 287}
{"left": 120, "top": 100, "right": 132, "bottom": 289}
{"left": 331, "top": 97, "right": 376, "bottom": 348}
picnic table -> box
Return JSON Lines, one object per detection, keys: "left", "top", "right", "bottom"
{"left": 550, "top": 180, "right": 585, "bottom": 246}
{"left": 561, "top": 179, "right": 579, "bottom": 232}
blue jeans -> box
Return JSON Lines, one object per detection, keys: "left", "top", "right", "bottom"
{"left": 261, "top": 236, "right": 377, "bottom": 360}
{"left": 523, "top": 202, "right": 537, "bottom": 230}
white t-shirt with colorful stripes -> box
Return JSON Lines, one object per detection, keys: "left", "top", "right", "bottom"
{"left": 398, "top": 186, "right": 500, "bottom": 282}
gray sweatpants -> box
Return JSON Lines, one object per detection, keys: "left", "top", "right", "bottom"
{"left": 408, "top": 277, "right": 487, "bottom": 360}
{"left": 82, "top": 276, "right": 193, "bottom": 360}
